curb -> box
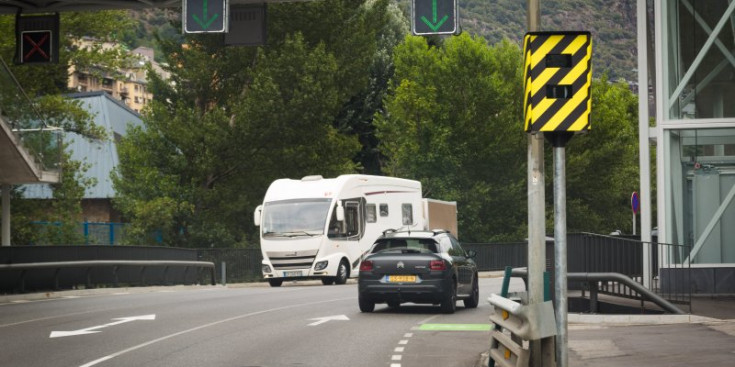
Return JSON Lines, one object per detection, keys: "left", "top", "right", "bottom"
{"left": 568, "top": 313, "right": 720, "bottom": 325}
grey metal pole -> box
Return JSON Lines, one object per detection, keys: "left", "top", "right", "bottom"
{"left": 637, "top": 0, "right": 653, "bottom": 289}
{"left": 2, "top": 184, "right": 10, "bottom": 247}
{"left": 221, "top": 261, "right": 227, "bottom": 286}
{"left": 526, "top": 0, "right": 543, "bottom": 308}
{"left": 526, "top": 1, "right": 548, "bottom": 366}
{"left": 553, "top": 144, "right": 568, "bottom": 367}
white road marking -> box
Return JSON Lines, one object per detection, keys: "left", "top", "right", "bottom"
{"left": 307, "top": 314, "right": 349, "bottom": 326}
{"left": 78, "top": 297, "right": 353, "bottom": 367}
{"left": 391, "top": 355, "right": 402, "bottom": 361}
{"left": 394, "top": 347, "right": 404, "bottom": 352}
{"left": 50, "top": 314, "right": 156, "bottom": 338}
{"left": 398, "top": 339, "right": 409, "bottom": 345}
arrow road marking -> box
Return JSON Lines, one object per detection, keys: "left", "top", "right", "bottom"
{"left": 307, "top": 314, "right": 349, "bottom": 326}
{"left": 49, "top": 314, "right": 156, "bottom": 338}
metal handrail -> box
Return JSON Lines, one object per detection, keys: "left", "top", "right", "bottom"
{"left": 511, "top": 268, "right": 685, "bottom": 314}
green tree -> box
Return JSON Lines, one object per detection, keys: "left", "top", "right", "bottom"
{"left": 562, "top": 77, "right": 639, "bottom": 234}
{"left": 10, "top": 151, "right": 96, "bottom": 245}
{"left": 113, "top": 0, "right": 400, "bottom": 247}
{"left": 377, "top": 34, "right": 641, "bottom": 242}
{"left": 376, "top": 34, "right": 527, "bottom": 242}
{"left": 0, "top": 11, "right": 135, "bottom": 245}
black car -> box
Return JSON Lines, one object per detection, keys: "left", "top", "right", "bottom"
{"left": 357, "top": 229, "right": 479, "bottom": 314}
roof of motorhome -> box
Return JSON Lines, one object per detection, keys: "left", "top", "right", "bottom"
{"left": 263, "top": 175, "right": 421, "bottom": 201}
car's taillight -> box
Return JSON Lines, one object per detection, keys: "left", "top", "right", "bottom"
{"left": 359, "top": 260, "right": 373, "bottom": 272}
{"left": 430, "top": 260, "right": 446, "bottom": 271}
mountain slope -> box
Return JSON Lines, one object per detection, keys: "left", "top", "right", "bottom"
{"left": 457, "top": 0, "right": 637, "bottom": 81}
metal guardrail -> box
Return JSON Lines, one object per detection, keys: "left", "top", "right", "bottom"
{"left": 0, "top": 260, "right": 216, "bottom": 292}
{"left": 510, "top": 268, "right": 685, "bottom": 314}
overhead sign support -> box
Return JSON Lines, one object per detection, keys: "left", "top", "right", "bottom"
{"left": 15, "top": 13, "right": 59, "bottom": 64}
{"left": 183, "top": 0, "right": 228, "bottom": 33}
{"left": 411, "top": 0, "right": 459, "bottom": 36}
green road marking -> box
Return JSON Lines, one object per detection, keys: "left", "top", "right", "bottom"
{"left": 419, "top": 323, "right": 492, "bottom": 331}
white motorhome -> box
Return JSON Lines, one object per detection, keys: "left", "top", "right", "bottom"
{"left": 254, "top": 174, "right": 429, "bottom": 287}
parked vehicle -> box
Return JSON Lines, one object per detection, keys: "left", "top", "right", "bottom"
{"left": 357, "top": 229, "right": 478, "bottom": 314}
{"left": 254, "top": 175, "right": 455, "bottom": 287}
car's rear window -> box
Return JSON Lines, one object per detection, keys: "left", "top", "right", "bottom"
{"left": 371, "top": 239, "right": 438, "bottom": 253}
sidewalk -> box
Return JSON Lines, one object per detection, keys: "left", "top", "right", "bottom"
{"left": 481, "top": 271, "right": 735, "bottom": 366}
{"left": 567, "top": 296, "right": 735, "bottom": 367}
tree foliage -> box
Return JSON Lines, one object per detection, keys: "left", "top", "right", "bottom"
{"left": 113, "top": 0, "right": 401, "bottom": 247}
{"left": 0, "top": 11, "right": 134, "bottom": 245}
{"left": 376, "top": 34, "right": 527, "bottom": 242}
{"left": 377, "top": 34, "right": 640, "bottom": 242}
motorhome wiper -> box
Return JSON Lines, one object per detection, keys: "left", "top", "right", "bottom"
{"left": 282, "top": 231, "right": 316, "bottom": 237}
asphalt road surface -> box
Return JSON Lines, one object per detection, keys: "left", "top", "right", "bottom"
{"left": 0, "top": 277, "right": 526, "bottom": 367}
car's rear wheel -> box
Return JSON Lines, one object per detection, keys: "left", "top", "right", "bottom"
{"left": 441, "top": 280, "right": 457, "bottom": 314}
{"left": 359, "top": 295, "right": 375, "bottom": 312}
{"left": 268, "top": 278, "right": 283, "bottom": 287}
{"left": 321, "top": 278, "right": 335, "bottom": 285}
{"left": 464, "top": 277, "right": 479, "bottom": 308}
{"left": 334, "top": 260, "right": 349, "bottom": 285}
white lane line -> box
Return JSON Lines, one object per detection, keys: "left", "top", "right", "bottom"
{"left": 391, "top": 355, "right": 402, "bottom": 361}
{"left": 398, "top": 339, "right": 409, "bottom": 345}
{"left": 394, "top": 347, "right": 404, "bottom": 352}
{"left": 78, "top": 297, "right": 353, "bottom": 367}
{"left": 390, "top": 364, "right": 401, "bottom": 367}
{"left": 404, "top": 332, "right": 413, "bottom": 338}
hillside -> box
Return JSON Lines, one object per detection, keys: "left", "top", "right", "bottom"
{"left": 124, "top": 0, "right": 638, "bottom": 81}
{"left": 457, "top": 0, "right": 638, "bottom": 81}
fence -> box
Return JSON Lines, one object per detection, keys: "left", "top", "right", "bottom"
{"left": 3, "top": 233, "right": 693, "bottom": 309}
{"left": 565, "top": 233, "right": 691, "bottom": 310}
{"left": 30, "top": 221, "right": 144, "bottom": 246}
{"left": 0, "top": 245, "right": 211, "bottom": 292}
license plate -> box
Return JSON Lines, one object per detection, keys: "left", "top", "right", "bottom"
{"left": 283, "top": 271, "right": 302, "bottom": 277}
{"left": 387, "top": 275, "right": 417, "bottom": 283}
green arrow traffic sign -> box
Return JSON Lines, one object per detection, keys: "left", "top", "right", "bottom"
{"left": 412, "top": 0, "right": 458, "bottom": 36}
{"left": 183, "top": 0, "right": 228, "bottom": 33}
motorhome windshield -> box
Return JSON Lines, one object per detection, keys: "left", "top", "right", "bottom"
{"left": 262, "top": 198, "right": 332, "bottom": 237}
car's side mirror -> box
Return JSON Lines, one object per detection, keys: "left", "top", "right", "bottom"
{"left": 466, "top": 250, "right": 477, "bottom": 259}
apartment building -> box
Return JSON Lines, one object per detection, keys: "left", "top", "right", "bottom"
{"left": 67, "top": 38, "right": 168, "bottom": 113}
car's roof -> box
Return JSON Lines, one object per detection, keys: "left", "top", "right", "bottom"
{"left": 378, "top": 229, "right": 452, "bottom": 239}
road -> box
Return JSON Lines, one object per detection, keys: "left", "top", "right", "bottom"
{"left": 0, "top": 277, "right": 526, "bottom": 367}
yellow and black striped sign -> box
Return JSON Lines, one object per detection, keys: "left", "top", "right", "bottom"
{"left": 523, "top": 31, "right": 591, "bottom": 133}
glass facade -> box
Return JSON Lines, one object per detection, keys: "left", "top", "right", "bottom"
{"left": 661, "top": 1, "right": 735, "bottom": 265}
{"left": 664, "top": 129, "right": 735, "bottom": 263}
{"left": 665, "top": 1, "right": 735, "bottom": 119}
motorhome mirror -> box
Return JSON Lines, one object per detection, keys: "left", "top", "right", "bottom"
{"left": 254, "top": 205, "right": 263, "bottom": 226}
{"left": 336, "top": 201, "right": 345, "bottom": 222}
